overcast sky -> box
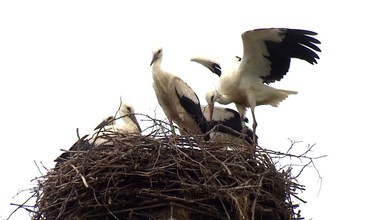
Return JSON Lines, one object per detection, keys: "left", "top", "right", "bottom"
{"left": 1, "top": 1, "right": 379, "bottom": 219}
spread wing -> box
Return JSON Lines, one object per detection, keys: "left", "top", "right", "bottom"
{"left": 239, "top": 28, "right": 321, "bottom": 84}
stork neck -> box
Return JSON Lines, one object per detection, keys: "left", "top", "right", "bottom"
{"left": 122, "top": 117, "right": 131, "bottom": 125}
{"left": 152, "top": 58, "right": 163, "bottom": 70}
{"left": 217, "top": 94, "right": 232, "bottom": 105}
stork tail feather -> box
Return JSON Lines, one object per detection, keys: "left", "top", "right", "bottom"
{"left": 268, "top": 89, "right": 297, "bottom": 107}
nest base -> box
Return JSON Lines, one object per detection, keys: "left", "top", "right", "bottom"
{"left": 31, "top": 133, "right": 302, "bottom": 220}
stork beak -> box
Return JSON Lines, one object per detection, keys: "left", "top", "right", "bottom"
{"left": 94, "top": 120, "right": 109, "bottom": 130}
{"left": 128, "top": 114, "right": 142, "bottom": 132}
{"left": 150, "top": 53, "right": 158, "bottom": 66}
{"left": 94, "top": 116, "right": 114, "bottom": 130}
{"left": 208, "top": 102, "right": 215, "bottom": 121}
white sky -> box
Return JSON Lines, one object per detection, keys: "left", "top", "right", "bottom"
{"left": 1, "top": 1, "right": 379, "bottom": 219}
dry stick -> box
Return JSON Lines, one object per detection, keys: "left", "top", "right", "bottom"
{"left": 57, "top": 186, "right": 75, "bottom": 219}
{"left": 293, "top": 160, "right": 313, "bottom": 179}
{"left": 96, "top": 202, "right": 169, "bottom": 216}
{"left": 227, "top": 191, "right": 246, "bottom": 220}
{"left": 300, "top": 143, "right": 317, "bottom": 157}
{"left": 33, "top": 160, "right": 45, "bottom": 176}
{"left": 152, "top": 139, "right": 162, "bottom": 169}
{"left": 171, "top": 144, "right": 208, "bottom": 171}
{"left": 87, "top": 183, "right": 120, "bottom": 220}
{"left": 28, "top": 113, "right": 321, "bottom": 219}
{"left": 6, "top": 192, "right": 37, "bottom": 220}
{"left": 218, "top": 196, "right": 231, "bottom": 220}
{"left": 204, "top": 149, "right": 232, "bottom": 176}
{"left": 285, "top": 139, "right": 301, "bottom": 155}
{"left": 170, "top": 202, "right": 225, "bottom": 219}
{"left": 70, "top": 164, "right": 89, "bottom": 188}
{"left": 251, "top": 175, "right": 265, "bottom": 220}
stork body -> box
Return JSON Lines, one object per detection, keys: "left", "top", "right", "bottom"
{"left": 201, "top": 105, "right": 255, "bottom": 145}
{"left": 55, "top": 103, "right": 141, "bottom": 164}
{"left": 150, "top": 48, "right": 208, "bottom": 137}
{"left": 192, "top": 28, "right": 321, "bottom": 145}
{"left": 94, "top": 103, "right": 142, "bottom": 136}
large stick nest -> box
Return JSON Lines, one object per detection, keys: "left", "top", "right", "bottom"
{"left": 30, "top": 120, "right": 308, "bottom": 220}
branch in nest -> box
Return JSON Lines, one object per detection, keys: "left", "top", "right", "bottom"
{"left": 10, "top": 116, "right": 325, "bottom": 220}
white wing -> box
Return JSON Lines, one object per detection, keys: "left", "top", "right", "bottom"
{"left": 239, "top": 28, "right": 321, "bottom": 84}
{"left": 201, "top": 105, "right": 236, "bottom": 121}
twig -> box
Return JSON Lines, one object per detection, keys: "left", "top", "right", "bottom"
{"left": 251, "top": 175, "right": 265, "bottom": 220}
{"left": 7, "top": 192, "right": 36, "bottom": 220}
{"left": 15, "top": 115, "right": 325, "bottom": 220}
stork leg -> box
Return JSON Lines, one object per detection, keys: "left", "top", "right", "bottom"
{"left": 169, "top": 120, "right": 176, "bottom": 136}
{"left": 251, "top": 109, "right": 258, "bottom": 147}
{"left": 168, "top": 120, "right": 177, "bottom": 144}
{"left": 240, "top": 118, "right": 250, "bottom": 145}
{"left": 235, "top": 104, "right": 251, "bottom": 143}
{"left": 247, "top": 98, "right": 258, "bottom": 149}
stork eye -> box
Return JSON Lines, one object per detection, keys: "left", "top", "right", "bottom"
{"left": 127, "top": 107, "right": 131, "bottom": 112}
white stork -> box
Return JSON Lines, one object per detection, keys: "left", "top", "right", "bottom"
{"left": 54, "top": 103, "right": 141, "bottom": 164}
{"left": 94, "top": 103, "right": 142, "bottom": 135}
{"left": 191, "top": 28, "right": 321, "bottom": 145}
{"left": 201, "top": 105, "right": 255, "bottom": 145}
{"left": 171, "top": 79, "right": 255, "bottom": 144}
{"left": 150, "top": 47, "right": 209, "bottom": 137}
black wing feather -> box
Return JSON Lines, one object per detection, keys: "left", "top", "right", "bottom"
{"left": 174, "top": 86, "right": 209, "bottom": 135}
{"left": 261, "top": 28, "right": 321, "bottom": 84}
{"left": 207, "top": 107, "right": 255, "bottom": 144}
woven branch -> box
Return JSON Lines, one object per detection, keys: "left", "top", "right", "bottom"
{"left": 9, "top": 116, "right": 324, "bottom": 220}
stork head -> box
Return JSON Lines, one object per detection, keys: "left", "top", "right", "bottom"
{"left": 205, "top": 90, "right": 221, "bottom": 122}
{"left": 150, "top": 47, "right": 163, "bottom": 66}
{"left": 94, "top": 115, "right": 115, "bottom": 130}
{"left": 119, "top": 103, "right": 142, "bottom": 132}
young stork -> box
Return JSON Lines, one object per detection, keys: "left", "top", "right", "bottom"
{"left": 173, "top": 82, "right": 254, "bottom": 144}
{"left": 150, "top": 47, "right": 209, "bottom": 137}
{"left": 201, "top": 105, "right": 255, "bottom": 145}
{"left": 54, "top": 103, "right": 141, "bottom": 164}
{"left": 94, "top": 103, "right": 142, "bottom": 135}
{"left": 191, "top": 28, "right": 321, "bottom": 145}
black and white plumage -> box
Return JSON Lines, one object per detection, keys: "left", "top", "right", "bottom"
{"left": 191, "top": 28, "right": 321, "bottom": 145}
{"left": 150, "top": 47, "right": 209, "bottom": 137}
{"left": 201, "top": 105, "right": 255, "bottom": 145}
{"left": 149, "top": 47, "right": 253, "bottom": 145}
{"left": 174, "top": 89, "right": 255, "bottom": 145}
{"left": 171, "top": 77, "right": 254, "bottom": 144}
{"left": 54, "top": 103, "right": 141, "bottom": 164}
